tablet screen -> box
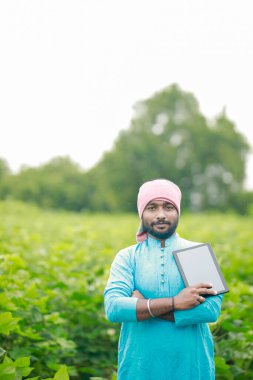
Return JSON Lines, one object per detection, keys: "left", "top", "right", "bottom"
{"left": 173, "top": 244, "right": 229, "bottom": 294}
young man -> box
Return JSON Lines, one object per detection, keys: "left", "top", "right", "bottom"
{"left": 104, "top": 179, "right": 223, "bottom": 380}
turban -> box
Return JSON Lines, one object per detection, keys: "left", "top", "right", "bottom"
{"left": 136, "top": 179, "right": 181, "bottom": 242}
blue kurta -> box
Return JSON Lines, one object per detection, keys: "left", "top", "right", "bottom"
{"left": 104, "top": 234, "right": 223, "bottom": 380}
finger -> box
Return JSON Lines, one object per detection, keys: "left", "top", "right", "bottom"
{"left": 196, "top": 287, "right": 217, "bottom": 295}
{"left": 193, "top": 283, "right": 214, "bottom": 289}
{"left": 194, "top": 296, "right": 205, "bottom": 306}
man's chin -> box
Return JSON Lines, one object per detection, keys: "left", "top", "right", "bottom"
{"left": 149, "top": 229, "right": 175, "bottom": 240}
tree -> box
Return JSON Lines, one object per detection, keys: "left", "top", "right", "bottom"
{"left": 0, "top": 158, "right": 10, "bottom": 181}
{"left": 0, "top": 157, "right": 88, "bottom": 211}
{"left": 89, "top": 84, "right": 250, "bottom": 211}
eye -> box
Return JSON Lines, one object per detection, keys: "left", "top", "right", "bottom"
{"left": 166, "top": 204, "right": 174, "bottom": 210}
{"left": 147, "top": 204, "right": 156, "bottom": 211}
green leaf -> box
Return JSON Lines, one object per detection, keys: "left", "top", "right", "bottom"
{"left": 0, "top": 312, "right": 20, "bottom": 335}
{"left": 0, "top": 357, "right": 15, "bottom": 380}
{"left": 3, "top": 356, "right": 14, "bottom": 365}
{"left": 16, "top": 365, "right": 34, "bottom": 377}
{"left": 14, "top": 356, "right": 30, "bottom": 367}
{"left": 53, "top": 365, "right": 69, "bottom": 380}
{"left": 0, "top": 347, "right": 6, "bottom": 357}
{"left": 0, "top": 293, "right": 16, "bottom": 310}
{"left": 215, "top": 357, "right": 233, "bottom": 379}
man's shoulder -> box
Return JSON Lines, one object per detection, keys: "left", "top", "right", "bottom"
{"left": 117, "top": 243, "right": 139, "bottom": 257}
{"left": 111, "top": 243, "right": 139, "bottom": 268}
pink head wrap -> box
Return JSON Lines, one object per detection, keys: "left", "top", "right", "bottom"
{"left": 136, "top": 179, "right": 181, "bottom": 242}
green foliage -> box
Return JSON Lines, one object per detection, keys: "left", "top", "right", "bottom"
{"left": 0, "top": 201, "right": 134, "bottom": 379}
{"left": 53, "top": 365, "right": 69, "bottom": 380}
{"left": 179, "top": 212, "right": 253, "bottom": 379}
{"left": 0, "top": 201, "right": 252, "bottom": 379}
{"left": 0, "top": 357, "right": 69, "bottom": 380}
{"left": 0, "top": 312, "right": 20, "bottom": 335}
{"left": 0, "top": 158, "right": 10, "bottom": 183}
{"left": 0, "top": 355, "right": 35, "bottom": 380}
{"left": 227, "top": 190, "right": 253, "bottom": 215}
{"left": 0, "top": 157, "right": 88, "bottom": 211}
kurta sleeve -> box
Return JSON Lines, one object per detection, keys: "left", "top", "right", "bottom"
{"left": 104, "top": 248, "right": 137, "bottom": 323}
{"left": 174, "top": 294, "right": 223, "bottom": 326}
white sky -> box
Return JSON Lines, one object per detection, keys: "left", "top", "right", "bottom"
{"left": 0, "top": 0, "right": 253, "bottom": 189}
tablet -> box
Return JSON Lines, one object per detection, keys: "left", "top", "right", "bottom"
{"left": 173, "top": 243, "right": 229, "bottom": 294}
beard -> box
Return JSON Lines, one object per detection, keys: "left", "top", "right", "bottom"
{"left": 142, "top": 216, "right": 179, "bottom": 240}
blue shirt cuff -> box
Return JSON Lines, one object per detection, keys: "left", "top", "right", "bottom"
{"left": 115, "top": 297, "right": 138, "bottom": 322}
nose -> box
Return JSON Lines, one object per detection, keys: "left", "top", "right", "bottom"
{"left": 156, "top": 208, "right": 166, "bottom": 220}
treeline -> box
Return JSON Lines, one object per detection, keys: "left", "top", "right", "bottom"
{"left": 1, "top": 84, "right": 252, "bottom": 214}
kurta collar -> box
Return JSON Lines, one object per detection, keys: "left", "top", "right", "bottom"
{"left": 146, "top": 233, "right": 179, "bottom": 248}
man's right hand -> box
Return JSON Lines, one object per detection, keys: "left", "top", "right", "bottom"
{"left": 174, "top": 283, "right": 217, "bottom": 310}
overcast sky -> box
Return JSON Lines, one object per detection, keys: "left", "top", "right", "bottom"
{"left": 1, "top": 0, "right": 253, "bottom": 189}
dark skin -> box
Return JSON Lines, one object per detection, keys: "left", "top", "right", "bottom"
{"left": 132, "top": 200, "right": 217, "bottom": 321}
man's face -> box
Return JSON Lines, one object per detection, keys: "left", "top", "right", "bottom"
{"left": 142, "top": 199, "right": 179, "bottom": 240}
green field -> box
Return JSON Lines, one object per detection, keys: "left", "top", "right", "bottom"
{"left": 0, "top": 201, "right": 252, "bottom": 379}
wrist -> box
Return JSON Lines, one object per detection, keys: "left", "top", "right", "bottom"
{"left": 167, "top": 297, "right": 174, "bottom": 312}
{"left": 147, "top": 299, "right": 156, "bottom": 318}
{"left": 173, "top": 295, "right": 179, "bottom": 310}
{"left": 171, "top": 296, "right": 174, "bottom": 312}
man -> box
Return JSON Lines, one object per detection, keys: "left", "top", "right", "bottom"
{"left": 104, "top": 179, "right": 223, "bottom": 380}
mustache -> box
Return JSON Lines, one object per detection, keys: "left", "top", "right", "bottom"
{"left": 152, "top": 221, "right": 171, "bottom": 226}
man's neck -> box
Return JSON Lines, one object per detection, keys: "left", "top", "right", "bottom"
{"left": 147, "top": 233, "right": 166, "bottom": 247}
